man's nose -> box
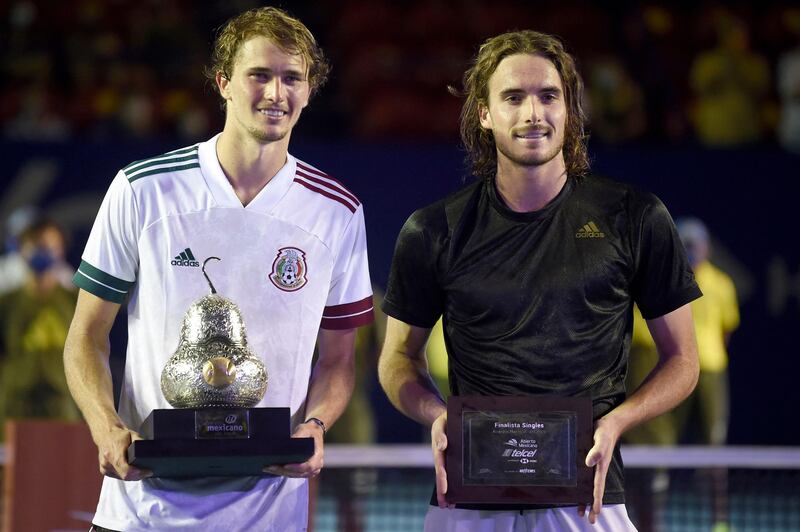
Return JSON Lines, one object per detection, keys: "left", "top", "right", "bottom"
{"left": 526, "top": 97, "right": 543, "bottom": 123}
{"left": 265, "top": 77, "right": 284, "bottom": 102}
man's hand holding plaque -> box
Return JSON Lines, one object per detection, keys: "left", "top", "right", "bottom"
{"left": 431, "top": 411, "right": 453, "bottom": 509}
{"left": 579, "top": 413, "right": 624, "bottom": 523}
{"left": 264, "top": 418, "right": 325, "bottom": 478}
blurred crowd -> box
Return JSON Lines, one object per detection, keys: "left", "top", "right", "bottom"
{"left": 2, "top": 0, "right": 800, "bottom": 150}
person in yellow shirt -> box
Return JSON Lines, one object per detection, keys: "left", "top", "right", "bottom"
{"left": 689, "top": 11, "right": 771, "bottom": 146}
{"left": 675, "top": 218, "right": 739, "bottom": 445}
{"left": 0, "top": 217, "right": 81, "bottom": 442}
{"left": 625, "top": 217, "right": 738, "bottom": 532}
{"left": 425, "top": 318, "right": 450, "bottom": 402}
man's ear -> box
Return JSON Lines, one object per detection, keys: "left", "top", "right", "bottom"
{"left": 216, "top": 72, "right": 231, "bottom": 100}
{"left": 479, "top": 102, "right": 491, "bottom": 130}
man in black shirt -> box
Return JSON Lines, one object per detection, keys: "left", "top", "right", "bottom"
{"left": 378, "top": 30, "right": 701, "bottom": 531}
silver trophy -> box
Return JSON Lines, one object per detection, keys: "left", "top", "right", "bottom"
{"left": 161, "top": 257, "right": 268, "bottom": 408}
{"left": 127, "top": 256, "right": 314, "bottom": 478}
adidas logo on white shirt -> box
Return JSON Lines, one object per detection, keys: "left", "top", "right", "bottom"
{"left": 171, "top": 247, "right": 200, "bottom": 267}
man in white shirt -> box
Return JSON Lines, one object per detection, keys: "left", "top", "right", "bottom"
{"left": 65, "top": 7, "right": 373, "bottom": 531}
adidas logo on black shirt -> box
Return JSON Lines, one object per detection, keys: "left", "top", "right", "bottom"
{"left": 171, "top": 247, "right": 200, "bottom": 267}
{"left": 575, "top": 221, "right": 605, "bottom": 238}
{"left": 575, "top": 222, "right": 606, "bottom": 238}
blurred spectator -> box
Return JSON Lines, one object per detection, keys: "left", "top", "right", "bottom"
{"left": 676, "top": 217, "right": 740, "bottom": 532}
{"left": 625, "top": 217, "right": 740, "bottom": 532}
{"left": 674, "top": 217, "right": 740, "bottom": 446}
{"left": 587, "top": 55, "right": 647, "bottom": 144}
{"left": 425, "top": 317, "right": 449, "bottom": 401}
{"left": 613, "top": 5, "right": 691, "bottom": 141}
{"left": 689, "top": 10, "right": 772, "bottom": 146}
{"left": 0, "top": 216, "right": 81, "bottom": 442}
{"left": 0, "top": 206, "right": 74, "bottom": 296}
{"left": 2, "top": 81, "right": 70, "bottom": 140}
{"left": 0, "top": 206, "right": 37, "bottom": 296}
{"left": 777, "top": 9, "right": 800, "bottom": 153}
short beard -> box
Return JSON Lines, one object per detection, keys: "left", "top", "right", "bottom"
{"left": 248, "top": 126, "right": 287, "bottom": 143}
{"left": 496, "top": 138, "right": 564, "bottom": 168}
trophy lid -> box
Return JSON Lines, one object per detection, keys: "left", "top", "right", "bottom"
{"left": 179, "top": 257, "right": 247, "bottom": 346}
{"left": 180, "top": 293, "right": 247, "bottom": 346}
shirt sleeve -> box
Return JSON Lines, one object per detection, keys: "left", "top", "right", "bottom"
{"left": 382, "top": 207, "right": 446, "bottom": 329}
{"left": 630, "top": 194, "right": 702, "bottom": 320}
{"left": 320, "top": 205, "right": 374, "bottom": 330}
{"left": 72, "top": 171, "right": 140, "bottom": 303}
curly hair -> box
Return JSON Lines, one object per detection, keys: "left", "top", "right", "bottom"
{"left": 453, "top": 30, "right": 589, "bottom": 180}
{"left": 205, "top": 6, "right": 330, "bottom": 99}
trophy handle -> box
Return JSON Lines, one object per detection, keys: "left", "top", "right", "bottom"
{"left": 202, "top": 256, "right": 221, "bottom": 294}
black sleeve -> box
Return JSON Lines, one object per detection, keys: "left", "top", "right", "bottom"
{"left": 381, "top": 206, "right": 447, "bottom": 328}
{"left": 630, "top": 193, "right": 702, "bottom": 319}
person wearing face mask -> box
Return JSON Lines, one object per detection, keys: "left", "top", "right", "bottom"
{"left": 0, "top": 216, "right": 81, "bottom": 442}
{"left": 0, "top": 206, "right": 75, "bottom": 296}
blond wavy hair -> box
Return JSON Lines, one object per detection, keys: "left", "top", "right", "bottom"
{"left": 206, "top": 6, "right": 330, "bottom": 99}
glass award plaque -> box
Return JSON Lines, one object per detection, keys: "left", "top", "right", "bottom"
{"left": 446, "top": 395, "right": 593, "bottom": 504}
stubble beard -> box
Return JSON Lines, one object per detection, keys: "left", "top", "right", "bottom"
{"left": 248, "top": 126, "right": 288, "bottom": 143}
{"left": 496, "top": 135, "right": 564, "bottom": 169}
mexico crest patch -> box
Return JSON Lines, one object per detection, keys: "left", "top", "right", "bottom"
{"left": 270, "top": 247, "right": 308, "bottom": 291}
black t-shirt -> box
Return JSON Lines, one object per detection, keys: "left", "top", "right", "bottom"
{"left": 382, "top": 175, "right": 701, "bottom": 508}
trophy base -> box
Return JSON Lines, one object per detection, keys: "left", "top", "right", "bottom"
{"left": 126, "top": 407, "right": 314, "bottom": 478}
{"left": 128, "top": 437, "right": 314, "bottom": 477}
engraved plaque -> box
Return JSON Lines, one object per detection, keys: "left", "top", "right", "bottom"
{"left": 195, "top": 408, "right": 250, "bottom": 439}
{"left": 446, "top": 396, "right": 593, "bottom": 504}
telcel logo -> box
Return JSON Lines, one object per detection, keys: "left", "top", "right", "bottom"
{"left": 503, "top": 448, "right": 539, "bottom": 458}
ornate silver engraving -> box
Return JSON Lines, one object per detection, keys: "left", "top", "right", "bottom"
{"left": 160, "top": 258, "right": 268, "bottom": 408}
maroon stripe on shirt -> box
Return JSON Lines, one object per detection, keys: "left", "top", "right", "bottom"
{"left": 293, "top": 177, "right": 357, "bottom": 213}
{"left": 296, "top": 163, "right": 360, "bottom": 205}
{"left": 296, "top": 162, "right": 350, "bottom": 190}
{"left": 321, "top": 308, "right": 374, "bottom": 330}
{"left": 323, "top": 295, "right": 373, "bottom": 318}
{"left": 295, "top": 169, "right": 361, "bottom": 206}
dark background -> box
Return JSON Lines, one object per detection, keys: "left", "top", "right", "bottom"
{"left": 1, "top": 0, "right": 799, "bottom": 445}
